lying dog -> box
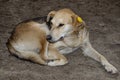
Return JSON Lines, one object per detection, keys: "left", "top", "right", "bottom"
{"left": 7, "top": 17, "right": 68, "bottom": 66}
{"left": 7, "top": 8, "right": 118, "bottom": 74}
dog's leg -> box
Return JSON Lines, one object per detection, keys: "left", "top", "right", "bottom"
{"left": 46, "top": 45, "right": 68, "bottom": 66}
{"left": 8, "top": 41, "right": 48, "bottom": 65}
{"left": 13, "top": 50, "right": 47, "bottom": 65}
{"left": 81, "top": 40, "right": 118, "bottom": 74}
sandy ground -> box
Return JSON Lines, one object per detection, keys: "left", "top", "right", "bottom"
{"left": 0, "top": 0, "right": 120, "bottom": 80}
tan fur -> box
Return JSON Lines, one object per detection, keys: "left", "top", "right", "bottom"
{"left": 47, "top": 8, "right": 118, "bottom": 74}
{"left": 7, "top": 8, "right": 118, "bottom": 74}
{"left": 7, "top": 21, "right": 68, "bottom": 66}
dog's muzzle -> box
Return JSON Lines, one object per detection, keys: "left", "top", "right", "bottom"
{"left": 46, "top": 35, "right": 64, "bottom": 43}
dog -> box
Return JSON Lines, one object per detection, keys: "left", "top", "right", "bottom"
{"left": 46, "top": 8, "right": 118, "bottom": 74}
{"left": 7, "top": 8, "right": 118, "bottom": 74}
{"left": 7, "top": 17, "right": 68, "bottom": 66}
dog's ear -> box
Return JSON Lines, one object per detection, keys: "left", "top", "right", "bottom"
{"left": 71, "top": 15, "right": 86, "bottom": 34}
{"left": 71, "top": 15, "right": 83, "bottom": 27}
{"left": 47, "top": 11, "right": 56, "bottom": 22}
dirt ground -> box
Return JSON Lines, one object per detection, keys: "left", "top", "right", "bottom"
{"left": 0, "top": 0, "right": 120, "bottom": 80}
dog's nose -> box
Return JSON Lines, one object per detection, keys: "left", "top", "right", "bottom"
{"left": 46, "top": 35, "right": 52, "bottom": 40}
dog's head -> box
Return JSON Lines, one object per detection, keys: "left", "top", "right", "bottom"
{"left": 46, "top": 8, "right": 85, "bottom": 43}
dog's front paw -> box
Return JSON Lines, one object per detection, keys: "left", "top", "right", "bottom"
{"left": 105, "top": 64, "right": 118, "bottom": 74}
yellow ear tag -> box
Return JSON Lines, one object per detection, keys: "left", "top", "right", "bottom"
{"left": 77, "top": 17, "right": 83, "bottom": 23}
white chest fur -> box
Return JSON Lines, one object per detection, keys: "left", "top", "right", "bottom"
{"left": 52, "top": 37, "right": 81, "bottom": 54}
{"left": 52, "top": 28, "right": 88, "bottom": 54}
{"left": 58, "top": 46, "right": 79, "bottom": 54}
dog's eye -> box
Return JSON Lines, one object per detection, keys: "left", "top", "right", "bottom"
{"left": 58, "top": 24, "right": 64, "bottom": 27}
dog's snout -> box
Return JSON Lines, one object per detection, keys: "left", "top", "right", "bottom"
{"left": 46, "top": 35, "right": 52, "bottom": 40}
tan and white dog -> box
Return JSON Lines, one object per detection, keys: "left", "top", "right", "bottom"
{"left": 7, "top": 8, "right": 118, "bottom": 74}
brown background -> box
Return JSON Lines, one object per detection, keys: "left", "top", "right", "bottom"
{"left": 0, "top": 0, "right": 120, "bottom": 80}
